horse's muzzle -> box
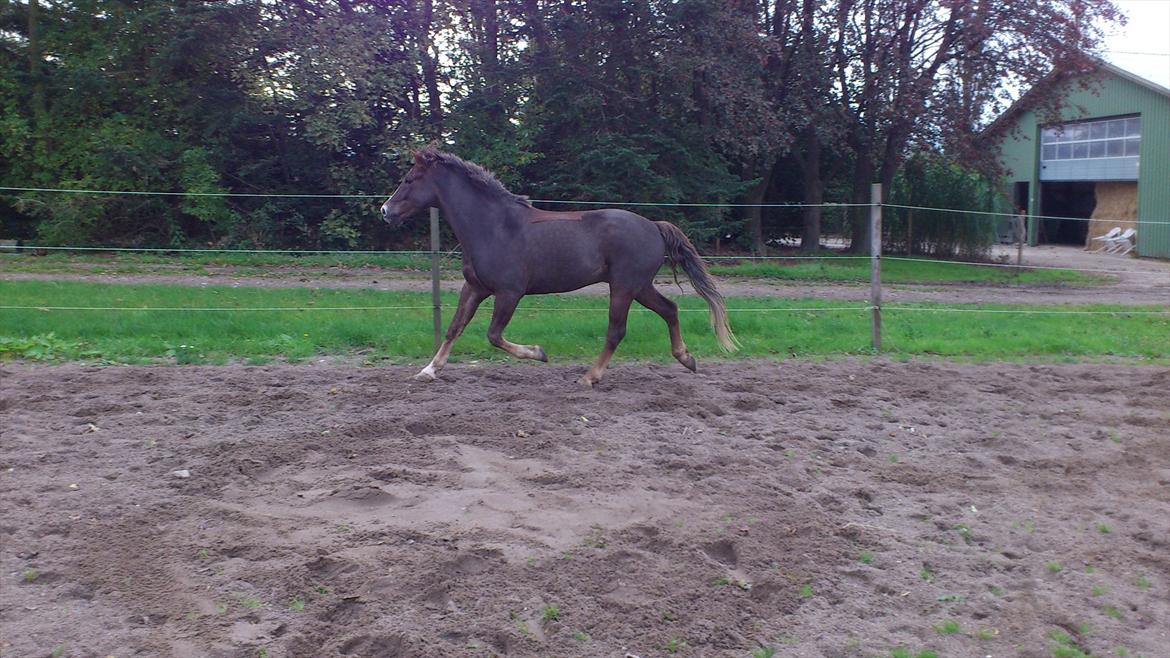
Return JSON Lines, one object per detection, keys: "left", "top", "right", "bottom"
{"left": 380, "top": 202, "right": 400, "bottom": 226}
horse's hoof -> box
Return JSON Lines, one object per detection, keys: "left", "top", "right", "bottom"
{"left": 577, "top": 375, "right": 595, "bottom": 388}
{"left": 413, "top": 369, "right": 438, "bottom": 382}
{"left": 679, "top": 353, "right": 697, "bottom": 372}
{"left": 534, "top": 346, "right": 549, "bottom": 363}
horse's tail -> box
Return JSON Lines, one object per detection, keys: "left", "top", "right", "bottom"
{"left": 655, "top": 221, "right": 739, "bottom": 352}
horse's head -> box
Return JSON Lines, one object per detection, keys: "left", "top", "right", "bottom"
{"left": 381, "top": 149, "right": 440, "bottom": 228}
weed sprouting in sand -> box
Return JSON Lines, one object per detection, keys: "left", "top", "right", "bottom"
{"left": 22, "top": 569, "right": 39, "bottom": 582}
{"left": 540, "top": 604, "right": 560, "bottom": 623}
{"left": 1134, "top": 575, "right": 1151, "bottom": 590}
{"left": 752, "top": 646, "right": 777, "bottom": 658}
{"left": 572, "top": 630, "right": 587, "bottom": 642}
{"left": 955, "top": 525, "right": 973, "bottom": 544}
{"left": 989, "top": 585, "right": 1004, "bottom": 597}
{"left": 1102, "top": 605, "right": 1123, "bottom": 619}
{"left": 1096, "top": 523, "right": 1112, "bottom": 534}
{"left": 933, "top": 619, "right": 961, "bottom": 634}
{"left": 50, "top": 644, "right": 66, "bottom": 658}
{"left": 859, "top": 552, "right": 875, "bottom": 565}
{"left": 975, "top": 628, "right": 998, "bottom": 640}
{"left": 1046, "top": 561, "right": 1064, "bottom": 574}
{"left": 287, "top": 597, "right": 306, "bottom": 612}
{"left": 1049, "top": 628, "right": 1091, "bottom": 658}
{"left": 798, "top": 583, "right": 814, "bottom": 599}
{"left": 891, "top": 648, "right": 937, "bottom": 658}
{"left": 585, "top": 524, "right": 607, "bottom": 549}
{"left": 666, "top": 636, "right": 687, "bottom": 653}
{"left": 919, "top": 565, "right": 934, "bottom": 582}
{"left": 240, "top": 597, "right": 262, "bottom": 610}
{"left": 1091, "top": 585, "right": 1108, "bottom": 597}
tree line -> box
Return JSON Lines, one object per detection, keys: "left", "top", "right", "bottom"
{"left": 0, "top": 0, "right": 1120, "bottom": 253}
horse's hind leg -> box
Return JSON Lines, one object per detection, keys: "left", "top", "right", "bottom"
{"left": 635, "top": 285, "right": 696, "bottom": 372}
{"left": 486, "top": 292, "right": 548, "bottom": 363}
{"left": 415, "top": 282, "right": 490, "bottom": 381}
{"left": 580, "top": 288, "right": 635, "bottom": 387}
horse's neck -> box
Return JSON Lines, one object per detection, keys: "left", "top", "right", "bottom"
{"left": 434, "top": 176, "right": 520, "bottom": 252}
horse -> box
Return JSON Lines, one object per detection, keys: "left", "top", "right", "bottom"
{"left": 380, "top": 146, "right": 737, "bottom": 387}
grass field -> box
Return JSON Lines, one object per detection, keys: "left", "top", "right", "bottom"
{"left": 1, "top": 280, "right": 1164, "bottom": 364}
{"left": 1, "top": 250, "right": 1106, "bottom": 286}
{"left": 707, "top": 256, "right": 1107, "bottom": 285}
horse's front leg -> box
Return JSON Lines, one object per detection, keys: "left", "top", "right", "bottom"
{"left": 486, "top": 292, "right": 548, "bottom": 362}
{"left": 415, "top": 282, "right": 489, "bottom": 381}
{"left": 580, "top": 288, "right": 634, "bottom": 387}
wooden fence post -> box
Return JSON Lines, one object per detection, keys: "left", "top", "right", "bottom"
{"left": 430, "top": 207, "right": 441, "bottom": 351}
{"left": 870, "top": 183, "right": 882, "bottom": 352}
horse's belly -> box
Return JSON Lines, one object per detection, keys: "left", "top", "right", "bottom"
{"left": 524, "top": 264, "right": 605, "bottom": 294}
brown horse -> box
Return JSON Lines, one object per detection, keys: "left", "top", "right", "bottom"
{"left": 381, "top": 147, "right": 736, "bottom": 386}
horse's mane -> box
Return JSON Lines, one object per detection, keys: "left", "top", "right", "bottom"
{"left": 418, "top": 146, "right": 532, "bottom": 208}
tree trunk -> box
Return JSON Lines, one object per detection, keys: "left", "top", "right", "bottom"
{"left": 798, "top": 129, "right": 823, "bottom": 253}
{"left": 743, "top": 168, "right": 771, "bottom": 255}
{"left": 28, "top": 0, "right": 47, "bottom": 151}
{"left": 848, "top": 157, "right": 875, "bottom": 253}
{"left": 419, "top": 0, "right": 443, "bottom": 138}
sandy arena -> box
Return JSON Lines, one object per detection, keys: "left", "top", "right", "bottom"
{"left": 1, "top": 360, "right": 1168, "bottom": 657}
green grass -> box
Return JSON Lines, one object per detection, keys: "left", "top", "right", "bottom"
{"left": 0, "top": 280, "right": 1165, "bottom": 364}
{"left": 708, "top": 255, "right": 1106, "bottom": 286}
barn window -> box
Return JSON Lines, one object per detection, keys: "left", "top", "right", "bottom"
{"left": 1041, "top": 116, "right": 1141, "bottom": 161}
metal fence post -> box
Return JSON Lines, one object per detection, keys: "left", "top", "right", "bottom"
{"left": 870, "top": 183, "right": 882, "bottom": 352}
{"left": 430, "top": 207, "right": 441, "bottom": 351}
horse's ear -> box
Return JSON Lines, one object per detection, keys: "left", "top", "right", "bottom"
{"left": 413, "top": 149, "right": 437, "bottom": 168}
{"left": 413, "top": 142, "right": 442, "bottom": 168}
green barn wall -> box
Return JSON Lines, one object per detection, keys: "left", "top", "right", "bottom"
{"left": 996, "top": 68, "right": 1170, "bottom": 258}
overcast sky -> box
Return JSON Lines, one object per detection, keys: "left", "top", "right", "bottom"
{"left": 1102, "top": 0, "right": 1170, "bottom": 88}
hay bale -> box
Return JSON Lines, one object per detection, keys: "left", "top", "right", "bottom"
{"left": 1087, "top": 182, "right": 1137, "bottom": 249}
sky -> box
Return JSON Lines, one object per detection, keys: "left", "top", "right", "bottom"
{"left": 1102, "top": 0, "right": 1170, "bottom": 88}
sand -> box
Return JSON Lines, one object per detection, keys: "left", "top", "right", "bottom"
{"left": 2, "top": 360, "right": 1167, "bottom": 657}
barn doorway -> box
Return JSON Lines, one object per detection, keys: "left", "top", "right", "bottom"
{"left": 1039, "top": 181, "right": 1093, "bottom": 245}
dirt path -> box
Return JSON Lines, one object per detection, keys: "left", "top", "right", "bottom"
{"left": 3, "top": 246, "right": 1166, "bottom": 306}
{"left": 2, "top": 361, "right": 1167, "bottom": 657}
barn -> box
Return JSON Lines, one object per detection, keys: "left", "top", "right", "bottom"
{"left": 993, "top": 61, "right": 1170, "bottom": 259}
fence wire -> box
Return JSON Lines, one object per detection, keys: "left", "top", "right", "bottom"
{"left": 3, "top": 185, "right": 1168, "bottom": 224}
